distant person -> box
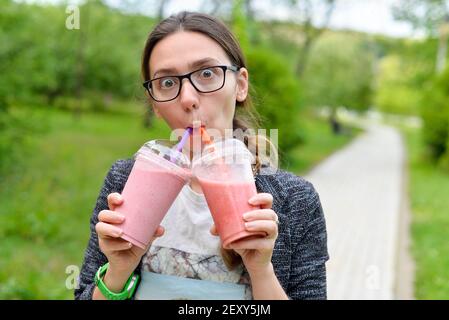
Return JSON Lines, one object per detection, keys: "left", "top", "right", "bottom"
{"left": 75, "top": 11, "right": 328, "bottom": 300}
{"left": 330, "top": 108, "right": 342, "bottom": 134}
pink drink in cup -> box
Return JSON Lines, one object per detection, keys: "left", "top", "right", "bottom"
{"left": 116, "top": 140, "right": 191, "bottom": 249}
{"left": 193, "top": 138, "right": 266, "bottom": 249}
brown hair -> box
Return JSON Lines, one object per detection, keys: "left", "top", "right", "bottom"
{"left": 141, "top": 11, "right": 274, "bottom": 270}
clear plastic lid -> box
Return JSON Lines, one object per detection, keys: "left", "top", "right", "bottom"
{"left": 192, "top": 138, "right": 254, "bottom": 168}
{"left": 134, "top": 139, "right": 191, "bottom": 179}
{"left": 191, "top": 138, "right": 256, "bottom": 182}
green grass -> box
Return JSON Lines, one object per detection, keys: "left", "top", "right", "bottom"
{"left": 402, "top": 127, "right": 449, "bottom": 299}
{"left": 0, "top": 105, "right": 171, "bottom": 299}
{"left": 0, "top": 106, "right": 357, "bottom": 299}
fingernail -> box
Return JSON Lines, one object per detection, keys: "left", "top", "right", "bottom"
{"left": 117, "top": 214, "right": 125, "bottom": 220}
{"left": 243, "top": 213, "right": 250, "bottom": 220}
{"left": 245, "top": 222, "right": 253, "bottom": 229}
{"left": 248, "top": 198, "right": 256, "bottom": 205}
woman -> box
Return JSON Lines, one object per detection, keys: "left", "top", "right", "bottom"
{"left": 75, "top": 11, "right": 329, "bottom": 300}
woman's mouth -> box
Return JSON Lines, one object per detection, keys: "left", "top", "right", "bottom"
{"left": 187, "top": 121, "right": 206, "bottom": 130}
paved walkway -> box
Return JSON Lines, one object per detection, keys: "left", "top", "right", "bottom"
{"left": 305, "top": 122, "right": 409, "bottom": 299}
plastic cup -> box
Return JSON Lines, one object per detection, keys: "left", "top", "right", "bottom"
{"left": 116, "top": 140, "right": 191, "bottom": 249}
{"left": 192, "top": 138, "right": 266, "bottom": 249}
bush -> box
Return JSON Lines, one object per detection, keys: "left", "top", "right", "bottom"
{"left": 0, "top": 110, "right": 22, "bottom": 173}
{"left": 246, "top": 46, "right": 303, "bottom": 157}
{"left": 0, "top": 107, "right": 46, "bottom": 174}
{"left": 421, "top": 67, "right": 449, "bottom": 162}
{"left": 375, "top": 55, "right": 423, "bottom": 116}
{"left": 302, "top": 32, "right": 374, "bottom": 113}
{"left": 439, "top": 136, "right": 449, "bottom": 171}
{"left": 52, "top": 92, "right": 108, "bottom": 114}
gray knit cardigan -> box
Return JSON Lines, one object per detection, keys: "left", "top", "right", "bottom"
{"left": 74, "top": 159, "right": 329, "bottom": 300}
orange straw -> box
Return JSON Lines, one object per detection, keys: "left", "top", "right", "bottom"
{"left": 200, "top": 127, "right": 212, "bottom": 144}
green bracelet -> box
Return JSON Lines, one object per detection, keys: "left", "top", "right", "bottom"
{"left": 95, "top": 262, "right": 140, "bottom": 300}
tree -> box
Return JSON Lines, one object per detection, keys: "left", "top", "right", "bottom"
{"left": 393, "top": 0, "right": 449, "bottom": 73}
{"left": 374, "top": 55, "right": 422, "bottom": 116}
{"left": 201, "top": 0, "right": 231, "bottom": 16}
{"left": 302, "top": 32, "right": 375, "bottom": 131}
{"left": 231, "top": 0, "right": 250, "bottom": 51}
{"left": 73, "top": 1, "right": 92, "bottom": 119}
{"left": 156, "top": 0, "right": 172, "bottom": 22}
{"left": 373, "top": 36, "right": 436, "bottom": 116}
{"left": 274, "top": 0, "right": 336, "bottom": 77}
{"left": 247, "top": 46, "right": 303, "bottom": 155}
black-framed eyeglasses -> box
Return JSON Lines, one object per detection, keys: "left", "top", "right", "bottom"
{"left": 142, "top": 65, "right": 240, "bottom": 102}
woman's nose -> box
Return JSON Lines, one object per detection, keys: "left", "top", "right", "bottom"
{"left": 179, "top": 79, "right": 200, "bottom": 112}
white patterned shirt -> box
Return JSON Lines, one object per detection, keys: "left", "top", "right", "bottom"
{"left": 135, "top": 184, "right": 252, "bottom": 300}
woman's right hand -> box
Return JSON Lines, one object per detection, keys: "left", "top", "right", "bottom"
{"left": 95, "top": 192, "right": 164, "bottom": 274}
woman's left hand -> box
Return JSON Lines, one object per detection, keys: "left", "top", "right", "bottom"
{"left": 210, "top": 192, "right": 279, "bottom": 276}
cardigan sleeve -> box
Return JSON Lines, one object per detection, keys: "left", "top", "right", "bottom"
{"left": 74, "top": 160, "right": 124, "bottom": 300}
{"left": 286, "top": 179, "right": 329, "bottom": 300}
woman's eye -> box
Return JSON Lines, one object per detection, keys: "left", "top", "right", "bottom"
{"left": 200, "top": 69, "right": 214, "bottom": 78}
{"left": 160, "top": 78, "right": 175, "bottom": 88}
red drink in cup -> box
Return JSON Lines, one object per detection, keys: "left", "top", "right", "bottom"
{"left": 193, "top": 138, "right": 266, "bottom": 249}
{"left": 116, "top": 140, "right": 191, "bottom": 249}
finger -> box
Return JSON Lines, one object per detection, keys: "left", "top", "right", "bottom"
{"left": 209, "top": 224, "right": 219, "bottom": 236}
{"left": 107, "top": 193, "right": 124, "bottom": 211}
{"left": 243, "top": 209, "right": 277, "bottom": 222}
{"left": 143, "top": 226, "right": 166, "bottom": 251}
{"left": 227, "top": 237, "right": 274, "bottom": 251}
{"left": 100, "top": 238, "right": 133, "bottom": 252}
{"left": 95, "top": 222, "right": 123, "bottom": 239}
{"left": 248, "top": 193, "right": 273, "bottom": 209}
{"left": 245, "top": 220, "right": 277, "bottom": 238}
{"left": 98, "top": 210, "right": 125, "bottom": 224}
{"left": 147, "top": 226, "right": 165, "bottom": 244}
{"left": 154, "top": 226, "right": 165, "bottom": 238}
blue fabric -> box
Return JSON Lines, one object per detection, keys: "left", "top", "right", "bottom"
{"left": 134, "top": 271, "right": 247, "bottom": 300}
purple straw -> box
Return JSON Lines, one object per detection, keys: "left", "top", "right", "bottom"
{"left": 170, "top": 127, "right": 192, "bottom": 163}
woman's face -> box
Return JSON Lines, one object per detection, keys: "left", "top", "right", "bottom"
{"left": 148, "top": 31, "right": 248, "bottom": 139}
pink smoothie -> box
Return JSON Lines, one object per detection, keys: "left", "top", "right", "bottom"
{"left": 198, "top": 177, "right": 267, "bottom": 249}
{"left": 116, "top": 158, "right": 187, "bottom": 249}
